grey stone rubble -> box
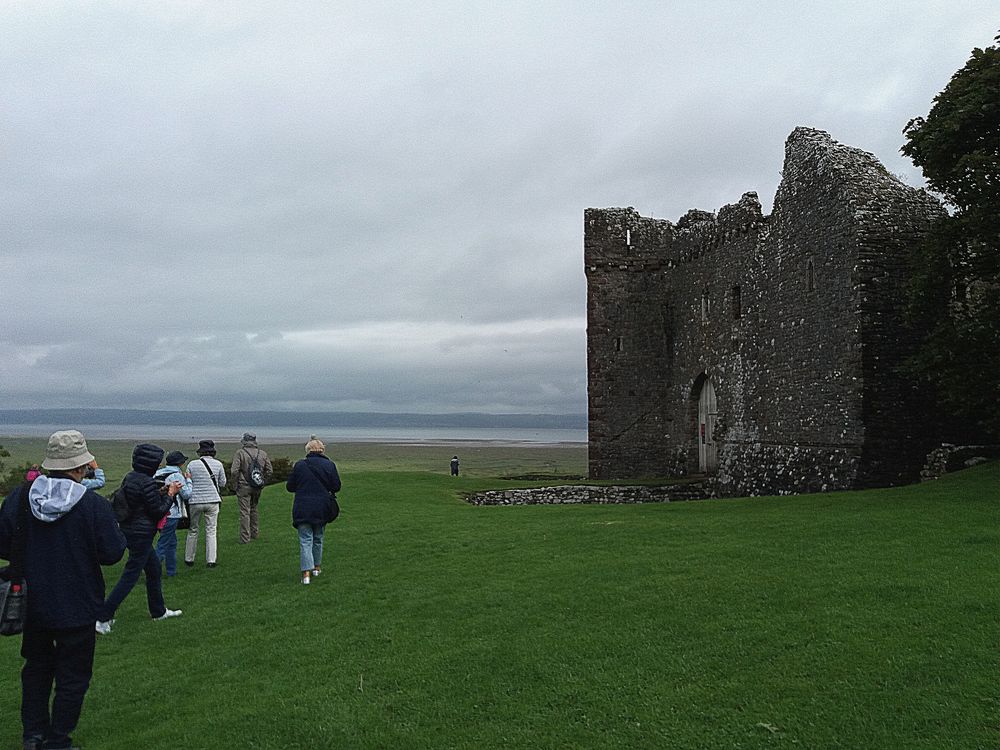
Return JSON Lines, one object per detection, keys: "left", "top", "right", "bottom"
{"left": 585, "top": 126, "right": 950, "bottom": 497}
{"left": 466, "top": 484, "right": 711, "bottom": 506}
{"left": 920, "top": 444, "right": 1000, "bottom": 481}
{"left": 467, "top": 440, "right": 998, "bottom": 506}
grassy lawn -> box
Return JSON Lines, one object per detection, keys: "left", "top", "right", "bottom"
{"left": 0, "top": 440, "right": 995, "bottom": 749}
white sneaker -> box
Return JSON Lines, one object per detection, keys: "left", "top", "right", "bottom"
{"left": 153, "top": 608, "right": 183, "bottom": 621}
{"left": 311, "top": 568, "right": 321, "bottom": 577}
{"left": 95, "top": 620, "right": 113, "bottom": 635}
{"left": 302, "top": 573, "right": 311, "bottom": 585}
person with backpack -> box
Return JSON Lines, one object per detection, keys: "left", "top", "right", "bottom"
{"left": 230, "top": 432, "right": 272, "bottom": 544}
{"left": 184, "top": 440, "right": 226, "bottom": 568}
{"left": 96, "top": 443, "right": 183, "bottom": 635}
{"left": 285, "top": 438, "right": 341, "bottom": 585}
{"left": 0, "top": 430, "right": 126, "bottom": 750}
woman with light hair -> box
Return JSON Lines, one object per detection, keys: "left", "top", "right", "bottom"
{"left": 285, "top": 437, "right": 341, "bottom": 585}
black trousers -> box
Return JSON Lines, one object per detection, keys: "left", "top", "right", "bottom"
{"left": 20, "top": 623, "right": 96, "bottom": 749}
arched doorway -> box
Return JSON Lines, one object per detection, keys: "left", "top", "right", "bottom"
{"left": 695, "top": 376, "right": 719, "bottom": 473}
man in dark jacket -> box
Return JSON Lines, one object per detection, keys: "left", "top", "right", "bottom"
{"left": 96, "top": 443, "right": 182, "bottom": 634}
{"left": 0, "top": 430, "right": 126, "bottom": 750}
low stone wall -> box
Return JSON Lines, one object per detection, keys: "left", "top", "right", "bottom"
{"left": 465, "top": 483, "right": 711, "bottom": 506}
{"left": 921, "top": 444, "right": 1000, "bottom": 481}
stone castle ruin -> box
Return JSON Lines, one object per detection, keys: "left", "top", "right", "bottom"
{"left": 585, "top": 127, "right": 944, "bottom": 496}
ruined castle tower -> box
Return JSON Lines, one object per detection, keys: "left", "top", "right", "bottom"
{"left": 585, "top": 127, "right": 944, "bottom": 495}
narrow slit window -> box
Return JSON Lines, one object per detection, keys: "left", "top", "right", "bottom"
{"left": 614, "top": 336, "right": 623, "bottom": 352}
{"left": 625, "top": 229, "right": 631, "bottom": 246}
{"left": 701, "top": 290, "right": 711, "bottom": 321}
{"left": 732, "top": 285, "right": 742, "bottom": 319}
{"left": 807, "top": 259, "right": 815, "bottom": 292}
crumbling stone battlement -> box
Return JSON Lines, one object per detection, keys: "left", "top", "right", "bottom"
{"left": 586, "top": 127, "right": 943, "bottom": 495}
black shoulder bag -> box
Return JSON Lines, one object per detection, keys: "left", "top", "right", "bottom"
{"left": 0, "top": 483, "right": 31, "bottom": 636}
{"left": 200, "top": 458, "right": 221, "bottom": 498}
{"left": 304, "top": 462, "right": 340, "bottom": 523}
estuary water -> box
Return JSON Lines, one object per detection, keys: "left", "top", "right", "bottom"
{"left": 0, "top": 422, "right": 587, "bottom": 446}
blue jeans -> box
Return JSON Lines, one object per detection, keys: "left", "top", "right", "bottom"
{"left": 156, "top": 518, "right": 179, "bottom": 576}
{"left": 98, "top": 528, "right": 166, "bottom": 621}
{"left": 297, "top": 523, "right": 326, "bottom": 572}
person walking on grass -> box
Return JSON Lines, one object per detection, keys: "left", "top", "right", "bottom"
{"left": 231, "top": 432, "right": 272, "bottom": 544}
{"left": 96, "top": 443, "right": 183, "bottom": 635}
{"left": 286, "top": 438, "right": 341, "bottom": 585}
{"left": 0, "top": 430, "right": 126, "bottom": 750}
{"left": 155, "top": 451, "right": 193, "bottom": 577}
{"left": 185, "top": 440, "right": 226, "bottom": 568}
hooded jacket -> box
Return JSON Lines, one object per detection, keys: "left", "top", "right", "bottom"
{"left": 0, "top": 477, "right": 126, "bottom": 629}
{"left": 119, "top": 443, "right": 173, "bottom": 534}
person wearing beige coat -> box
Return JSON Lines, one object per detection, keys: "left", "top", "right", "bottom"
{"left": 230, "top": 433, "right": 273, "bottom": 543}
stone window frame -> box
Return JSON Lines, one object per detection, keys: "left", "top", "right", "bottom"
{"left": 731, "top": 284, "right": 742, "bottom": 320}
{"left": 807, "top": 258, "right": 816, "bottom": 292}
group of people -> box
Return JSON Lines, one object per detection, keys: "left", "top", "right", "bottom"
{"left": 0, "top": 429, "right": 342, "bottom": 750}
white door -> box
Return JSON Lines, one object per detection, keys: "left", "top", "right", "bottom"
{"left": 697, "top": 379, "right": 718, "bottom": 473}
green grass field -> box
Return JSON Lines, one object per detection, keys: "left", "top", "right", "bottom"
{"left": 0, "top": 440, "right": 996, "bottom": 749}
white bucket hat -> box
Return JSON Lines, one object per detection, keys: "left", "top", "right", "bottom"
{"left": 41, "top": 430, "right": 95, "bottom": 471}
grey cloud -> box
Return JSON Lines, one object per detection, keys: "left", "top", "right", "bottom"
{"left": 1, "top": 2, "right": 993, "bottom": 414}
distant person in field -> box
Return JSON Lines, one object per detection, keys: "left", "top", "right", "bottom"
{"left": 0, "top": 430, "right": 125, "bottom": 750}
{"left": 96, "top": 443, "right": 182, "bottom": 635}
{"left": 286, "top": 438, "right": 341, "bottom": 585}
{"left": 155, "top": 451, "right": 193, "bottom": 577}
{"left": 185, "top": 440, "right": 226, "bottom": 568}
{"left": 80, "top": 459, "right": 106, "bottom": 491}
{"left": 230, "top": 432, "right": 272, "bottom": 544}
{"left": 451, "top": 455, "right": 460, "bottom": 476}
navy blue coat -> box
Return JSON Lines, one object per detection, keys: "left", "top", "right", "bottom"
{"left": 116, "top": 442, "right": 173, "bottom": 535}
{"left": 118, "top": 470, "right": 173, "bottom": 535}
{"left": 286, "top": 453, "right": 341, "bottom": 527}
{"left": 0, "top": 481, "right": 126, "bottom": 629}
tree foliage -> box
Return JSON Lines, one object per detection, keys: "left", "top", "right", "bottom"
{"left": 901, "top": 35, "right": 1000, "bottom": 441}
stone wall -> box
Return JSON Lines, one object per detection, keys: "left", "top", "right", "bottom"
{"left": 586, "top": 128, "right": 944, "bottom": 496}
{"left": 921, "top": 444, "right": 1000, "bottom": 481}
{"left": 466, "top": 483, "right": 711, "bottom": 506}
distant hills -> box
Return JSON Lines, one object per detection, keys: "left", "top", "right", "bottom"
{"left": 0, "top": 409, "right": 587, "bottom": 430}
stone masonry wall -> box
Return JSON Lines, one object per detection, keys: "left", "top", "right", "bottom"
{"left": 586, "top": 127, "right": 943, "bottom": 496}
{"left": 466, "top": 483, "right": 711, "bottom": 506}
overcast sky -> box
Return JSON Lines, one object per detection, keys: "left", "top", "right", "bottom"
{"left": 1, "top": 2, "right": 993, "bottom": 415}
